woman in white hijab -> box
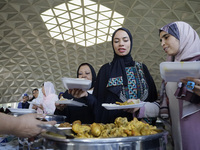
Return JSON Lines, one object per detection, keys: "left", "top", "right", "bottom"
{"left": 159, "top": 21, "right": 200, "bottom": 150}
{"left": 40, "top": 81, "right": 58, "bottom": 115}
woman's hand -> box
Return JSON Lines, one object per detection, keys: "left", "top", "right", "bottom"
{"left": 125, "top": 107, "right": 140, "bottom": 113}
{"left": 68, "top": 89, "right": 88, "bottom": 98}
{"left": 32, "top": 104, "right": 39, "bottom": 110}
{"left": 181, "top": 77, "right": 200, "bottom": 96}
{"left": 123, "top": 99, "right": 140, "bottom": 114}
{"left": 37, "top": 104, "right": 44, "bottom": 110}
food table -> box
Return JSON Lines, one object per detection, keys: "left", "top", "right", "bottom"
{"left": 0, "top": 108, "right": 67, "bottom": 150}
{"left": 41, "top": 117, "right": 168, "bottom": 150}
{"left": 0, "top": 107, "right": 171, "bottom": 150}
{"left": 0, "top": 119, "right": 171, "bottom": 150}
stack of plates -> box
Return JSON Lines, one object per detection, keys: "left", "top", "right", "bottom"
{"left": 62, "top": 77, "right": 92, "bottom": 91}
{"left": 56, "top": 99, "right": 87, "bottom": 107}
{"left": 160, "top": 61, "right": 200, "bottom": 82}
{"left": 8, "top": 108, "right": 36, "bottom": 115}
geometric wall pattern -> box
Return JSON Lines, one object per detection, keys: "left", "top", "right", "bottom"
{"left": 1, "top": 0, "right": 200, "bottom": 104}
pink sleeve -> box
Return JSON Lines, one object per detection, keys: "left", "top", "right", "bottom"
{"left": 137, "top": 105, "right": 145, "bottom": 118}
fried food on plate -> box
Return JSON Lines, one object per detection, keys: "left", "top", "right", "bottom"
{"left": 116, "top": 99, "right": 140, "bottom": 105}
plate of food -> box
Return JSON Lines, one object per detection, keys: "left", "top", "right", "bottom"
{"left": 56, "top": 97, "right": 87, "bottom": 107}
{"left": 8, "top": 108, "right": 36, "bottom": 114}
{"left": 62, "top": 77, "right": 92, "bottom": 91}
{"left": 102, "top": 99, "right": 145, "bottom": 110}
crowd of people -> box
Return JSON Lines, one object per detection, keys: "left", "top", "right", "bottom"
{"left": 0, "top": 21, "right": 200, "bottom": 150}
{"left": 17, "top": 82, "right": 59, "bottom": 115}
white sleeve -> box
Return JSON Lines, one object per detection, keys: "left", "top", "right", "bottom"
{"left": 28, "top": 99, "right": 35, "bottom": 109}
{"left": 29, "top": 103, "right": 33, "bottom": 109}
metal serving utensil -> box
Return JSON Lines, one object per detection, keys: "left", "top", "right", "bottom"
{"left": 38, "top": 124, "right": 74, "bottom": 139}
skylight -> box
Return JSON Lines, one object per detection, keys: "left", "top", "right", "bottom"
{"left": 40, "top": 0, "right": 124, "bottom": 47}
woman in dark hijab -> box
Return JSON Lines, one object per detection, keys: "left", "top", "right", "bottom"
{"left": 54, "top": 63, "right": 96, "bottom": 124}
{"left": 90, "top": 28, "right": 159, "bottom": 123}
{"left": 68, "top": 28, "right": 159, "bottom": 124}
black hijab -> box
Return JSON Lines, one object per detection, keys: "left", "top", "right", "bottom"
{"left": 93, "top": 28, "right": 137, "bottom": 100}
{"left": 76, "top": 63, "right": 96, "bottom": 89}
{"left": 110, "top": 27, "right": 135, "bottom": 86}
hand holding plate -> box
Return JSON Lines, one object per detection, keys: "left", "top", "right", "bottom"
{"left": 68, "top": 89, "right": 88, "bottom": 98}
{"left": 181, "top": 77, "right": 200, "bottom": 96}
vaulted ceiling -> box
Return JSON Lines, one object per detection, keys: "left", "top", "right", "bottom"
{"left": 1, "top": 0, "right": 200, "bottom": 103}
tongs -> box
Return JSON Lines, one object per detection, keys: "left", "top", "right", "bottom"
{"left": 38, "top": 124, "right": 74, "bottom": 139}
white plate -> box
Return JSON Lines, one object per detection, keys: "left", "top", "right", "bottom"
{"left": 62, "top": 77, "right": 92, "bottom": 91}
{"left": 102, "top": 102, "right": 146, "bottom": 110}
{"left": 55, "top": 124, "right": 72, "bottom": 130}
{"left": 8, "top": 108, "right": 36, "bottom": 114}
{"left": 160, "top": 61, "right": 200, "bottom": 82}
{"left": 56, "top": 99, "right": 87, "bottom": 107}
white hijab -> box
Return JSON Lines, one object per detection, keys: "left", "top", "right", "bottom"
{"left": 42, "top": 81, "right": 58, "bottom": 115}
{"left": 160, "top": 21, "right": 200, "bottom": 118}
{"left": 175, "top": 21, "right": 200, "bottom": 118}
{"left": 175, "top": 21, "right": 200, "bottom": 61}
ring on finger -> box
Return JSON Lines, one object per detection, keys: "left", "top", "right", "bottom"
{"left": 186, "top": 81, "right": 195, "bottom": 90}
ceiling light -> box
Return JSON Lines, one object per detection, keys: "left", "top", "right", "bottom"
{"left": 41, "top": 0, "right": 124, "bottom": 47}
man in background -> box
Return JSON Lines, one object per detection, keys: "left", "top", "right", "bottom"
{"left": 29, "top": 88, "right": 43, "bottom": 110}
{"left": 18, "top": 93, "right": 30, "bottom": 109}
